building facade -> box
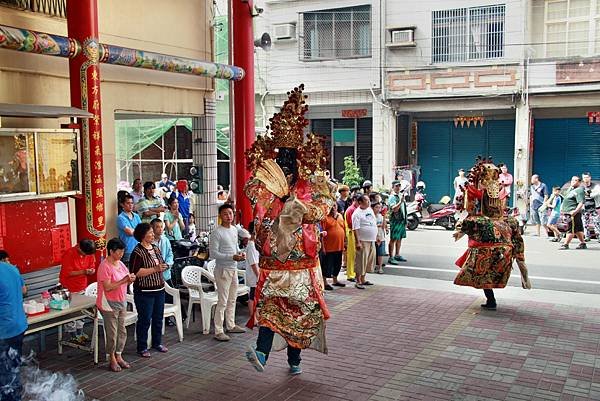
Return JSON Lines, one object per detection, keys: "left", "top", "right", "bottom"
{"left": 254, "top": 0, "right": 393, "bottom": 185}
{"left": 0, "top": 0, "right": 225, "bottom": 270}
{"left": 383, "top": 0, "right": 600, "bottom": 205}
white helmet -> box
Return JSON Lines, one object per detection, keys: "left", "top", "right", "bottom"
{"left": 416, "top": 181, "right": 426, "bottom": 190}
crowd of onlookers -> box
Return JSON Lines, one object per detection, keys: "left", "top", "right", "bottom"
{"left": 525, "top": 172, "right": 600, "bottom": 249}
{"left": 0, "top": 173, "right": 414, "bottom": 398}
{"left": 319, "top": 180, "right": 411, "bottom": 290}
{"left": 452, "top": 165, "right": 600, "bottom": 250}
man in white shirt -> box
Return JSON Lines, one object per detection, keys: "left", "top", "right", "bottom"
{"left": 352, "top": 194, "right": 378, "bottom": 289}
{"left": 209, "top": 204, "right": 247, "bottom": 341}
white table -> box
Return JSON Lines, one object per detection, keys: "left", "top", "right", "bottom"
{"left": 25, "top": 294, "right": 99, "bottom": 364}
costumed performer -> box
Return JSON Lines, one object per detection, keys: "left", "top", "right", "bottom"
{"left": 453, "top": 157, "right": 532, "bottom": 310}
{"left": 244, "top": 85, "right": 335, "bottom": 375}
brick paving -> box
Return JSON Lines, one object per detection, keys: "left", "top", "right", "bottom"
{"left": 30, "top": 285, "right": 600, "bottom": 401}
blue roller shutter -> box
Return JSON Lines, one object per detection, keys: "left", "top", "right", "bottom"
{"left": 487, "top": 120, "right": 515, "bottom": 172}
{"left": 451, "top": 125, "right": 486, "bottom": 176}
{"left": 418, "top": 120, "right": 515, "bottom": 203}
{"left": 534, "top": 118, "right": 600, "bottom": 189}
{"left": 418, "top": 122, "right": 452, "bottom": 203}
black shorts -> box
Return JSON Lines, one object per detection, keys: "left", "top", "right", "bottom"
{"left": 569, "top": 212, "right": 584, "bottom": 233}
{"left": 249, "top": 287, "right": 256, "bottom": 301}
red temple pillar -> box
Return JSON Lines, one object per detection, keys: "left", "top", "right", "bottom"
{"left": 232, "top": 0, "right": 255, "bottom": 227}
{"left": 67, "top": 0, "right": 106, "bottom": 250}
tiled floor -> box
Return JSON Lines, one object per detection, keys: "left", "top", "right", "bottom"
{"left": 31, "top": 285, "right": 600, "bottom": 401}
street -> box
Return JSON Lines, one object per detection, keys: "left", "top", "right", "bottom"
{"left": 387, "top": 226, "right": 600, "bottom": 294}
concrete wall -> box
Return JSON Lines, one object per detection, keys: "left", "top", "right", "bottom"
{"left": 384, "top": 0, "right": 526, "bottom": 69}
{"left": 0, "top": 0, "right": 214, "bottom": 240}
{"left": 257, "top": 0, "right": 381, "bottom": 95}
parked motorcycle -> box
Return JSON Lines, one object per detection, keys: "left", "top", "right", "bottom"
{"left": 508, "top": 206, "right": 526, "bottom": 235}
{"left": 406, "top": 183, "right": 457, "bottom": 230}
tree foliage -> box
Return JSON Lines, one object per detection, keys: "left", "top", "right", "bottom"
{"left": 341, "top": 156, "right": 363, "bottom": 187}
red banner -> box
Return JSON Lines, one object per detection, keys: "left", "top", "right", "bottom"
{"left": 341, "top": 109, "right": 368, "bottom": 118}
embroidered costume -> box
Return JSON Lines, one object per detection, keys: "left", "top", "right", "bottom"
{"left": 453, "top": 158, "right": 531, "bottom": 309}
{"left": 245, "top": 85, "right": 335, "bottom": 363}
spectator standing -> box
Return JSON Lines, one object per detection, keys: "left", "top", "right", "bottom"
{"left": 529, "top": 174, "right": 549, "bottom": 237}
{"left": 373, "top": 202, "right": 386, "bottom": 274}
{"left": 321, "top": 203, "right": 347, "bottom": 289}
{"left": 130, "top": 178, "right": 143, "bottom": 205}
{"left": 453, "top": 169, "right": 468, "bottom": 204}
{"left": 209, "top": 204, "right": 247, "bottom": 341}
{"left": 164, "top": 198, "right": 184, "bottom": 241}
{"left": 388, "top": 181, "right": 408, "bottom": 264}
{"left": 559, "top": 176, "right": 587, "bottom": 250}
{"left": 245, "top": 222, "right": 260, "bottom": 324}
{"left": 0, "top": 250, "right": 27, "bottom": 401}
{"left": 362, "top": 180, "right": 373, "bottom": 196}
{"left": 344, "top": 194, "right": 360, "bottom": 282}
{"left": 96, "top": 239, "right": 136, "bottom": 372}
{"left": 129, "top": 223, "right": 169, "bottom": 357}
{"left": 499, "top": 164, "right": 513, "bottom": 206}
{"left": 352, "top": 194, "right": 378, "bottom": 289}
{"left": 582, "top": 172, "right": 600, "bottom": 242}
{"left": 336, "top": 185, "right": 350, "bottom": 214}
{"left": 117, "top": 194, "right": 141, "bottom": 265}
{"left": 547, "top": 186, "right": 563, "bottom": 242}
{"left": 187, "top": 213, "right": 197, "bottom": 242}
{"left": 136, "top": 181, "right": 166, "bottom": 224}
{"left": 117, "top": 190, "right": 129, "bottom": 215}
{"left": 176, "top": 180, "right": 192, "bottom": 229}
{"left": 151, "top": 218, "right": 176, "bottom": 326}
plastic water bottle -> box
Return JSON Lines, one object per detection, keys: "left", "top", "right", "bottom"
{"left": 41, "top": 291, "right": 51, "bottom": 311}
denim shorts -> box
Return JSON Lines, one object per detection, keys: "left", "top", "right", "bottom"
{"left": 548, "top": 212, "right": 560, "bottom": 225}
{"left": 530, "top": 205, "right": 542, "bottom": 225}
{"left": 376, "top": 241, "right": 386, "bottom": 257}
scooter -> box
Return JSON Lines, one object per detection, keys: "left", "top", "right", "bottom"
{"left": 406, "top": 191, "right": 457, "bottom": 230}
{"left": 508, "top": 206, "right": 526, "bottom": 235}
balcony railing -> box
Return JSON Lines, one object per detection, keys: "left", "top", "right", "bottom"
{"left": 0, "top": 0, "right": 66, "bottom": 18}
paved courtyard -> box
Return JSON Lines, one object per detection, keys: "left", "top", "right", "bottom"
{"left": 31, "top": 282, "right": 600, "bottom": 401}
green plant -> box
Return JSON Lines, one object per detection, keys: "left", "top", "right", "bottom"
{"left": 341, "top": 155, "right": 363, "bottom": 187}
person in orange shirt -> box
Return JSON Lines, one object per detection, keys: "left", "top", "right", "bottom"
{"left": 60, "top": 239, "right": 97, "bottom": 342}
{"left": 60, "top": 239, "right": 97, "bottom": 293}
{"left": 321, "top": 203, "right": 347, "bottom": 290}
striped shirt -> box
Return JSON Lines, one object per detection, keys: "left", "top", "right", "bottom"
{"left": 129, "top": 244, "right": 165, "bottom": 291}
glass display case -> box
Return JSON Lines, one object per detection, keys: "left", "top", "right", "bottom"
{"left": 0, "top": 129, "right": 80, "bottom": 201}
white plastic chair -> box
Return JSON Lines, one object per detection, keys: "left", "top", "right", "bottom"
{"left": 205, "top": 259, "right": 250, "bottom": 298}
{"left": 85, "top": 282, "right": 138, "bottom": 360}
{"left": 164, "top": 282, "right": 184, "bottom": 342}
{"left": 181, "top": 265, "right": 218, "bottom": 334}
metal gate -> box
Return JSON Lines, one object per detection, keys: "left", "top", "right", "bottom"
{"left": 534, "top": 118, "right": 600, "bottom": 189}
{"left": 417, "top": 120, "right": 515, "bottom": 203}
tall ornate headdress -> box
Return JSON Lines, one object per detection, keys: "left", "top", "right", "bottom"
{"left": 245, "top": 84, "right": 328, "bottom": 180}
{"left": 463, "top": 156, "right": 505, "bottom": 218}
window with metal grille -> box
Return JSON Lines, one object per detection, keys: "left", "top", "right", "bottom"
{"left": 0, "top": 0, "right": 66, "bottom": 18}
{"left": 432, "top": 4, "right": 505, "bottom": 63}
{"left": 544, "top": 0, "right": 600, "bottom": 57}
{"left": 299, "top": 5, "right": 371, "bottom": 61}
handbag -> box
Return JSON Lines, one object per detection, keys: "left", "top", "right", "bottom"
{"left": 556, "top": 213, "right": 572, "bottom": 233}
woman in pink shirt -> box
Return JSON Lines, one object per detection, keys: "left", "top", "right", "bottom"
{"left": 97, "top": 238, "right": 136, "bottom": 372}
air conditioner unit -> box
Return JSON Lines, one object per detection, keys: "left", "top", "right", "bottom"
{"left": 390, "top": 29, "right": 416, "bottom": 47}
{"left": 274, "top": 23, "right": 296, "bottom": 41}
